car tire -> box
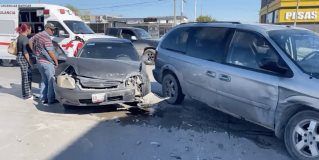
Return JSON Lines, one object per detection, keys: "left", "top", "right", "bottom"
{"left": 142, "top": 49, "right": 155, "bottom": 65}
{"left": 162, "top": 73, "right": 184, "bottom": 105}
{"left": 284, "top": 110, "right": 319, "bottom": 160}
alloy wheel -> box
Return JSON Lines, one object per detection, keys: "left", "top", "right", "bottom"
{"left": 292, "top": 119, "right": 319, "bottom": 158}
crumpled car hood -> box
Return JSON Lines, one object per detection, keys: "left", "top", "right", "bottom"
{"left": 66, "top": 57, "right": 141, "bottom": 81}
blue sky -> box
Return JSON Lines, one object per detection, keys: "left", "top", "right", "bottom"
{"left": 1, "top": 0, "right": 261, "bottom": 23}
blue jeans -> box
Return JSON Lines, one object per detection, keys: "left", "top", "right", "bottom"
{"left": 37, "top": 62, "right": 55, "bottom": 103}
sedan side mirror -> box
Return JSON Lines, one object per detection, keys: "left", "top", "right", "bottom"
{"left": 131, "top": 36, "right": 137, "bottom": 41}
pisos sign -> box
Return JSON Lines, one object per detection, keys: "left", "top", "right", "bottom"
{"left": 279, "top": 8, "right": 319, "bottom": 23}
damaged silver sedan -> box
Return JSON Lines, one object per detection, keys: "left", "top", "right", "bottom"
{"left": 54, "top": 38, "right": 150, "bottom": 107}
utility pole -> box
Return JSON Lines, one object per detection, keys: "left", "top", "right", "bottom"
{"left": 294, "top": 0, "right": 300, "bottom": 27}
{"left": 174, "top": 0, "right": 176, "bottom": 26}
{"left": 194, "top": 0, "right": 197, "bottom": 22}
{"left": 181, "top": 0, "right": 184, "bottom": 23}
{"left": 266, "top": 0, "right": 269, "bottom": 23}
{"left": 200, "top": 1, "right": 202, "bottom": 16}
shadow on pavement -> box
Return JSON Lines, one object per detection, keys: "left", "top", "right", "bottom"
{"left": 33, "top": 101, "right": 121, "bottom": 115}
{"left": 0, "top": 83, "right": 40, "bottom": 99}
{"left": 0, "top": 82, "right": 121, "bottom": 115}
{"left": 49, "top": 98, "right": 291, "bottom": 160}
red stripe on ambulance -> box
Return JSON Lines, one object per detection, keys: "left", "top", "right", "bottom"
{"left": 0, "top": 42, "right": 10, "bottom": 46}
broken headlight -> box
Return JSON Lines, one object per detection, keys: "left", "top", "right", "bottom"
{"left": 56, "top": 66, "right": 76, "bottom": 89}
{"left": 125, "top": 75, "right": 143, "bottom": 96}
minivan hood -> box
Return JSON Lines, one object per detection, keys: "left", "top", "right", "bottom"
{"left": 66, "top": 57, "right": 141, "bottom": 81}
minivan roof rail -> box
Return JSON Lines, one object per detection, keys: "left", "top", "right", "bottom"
{"left": 180, "top": 21, "right": 241, "bottom": 25}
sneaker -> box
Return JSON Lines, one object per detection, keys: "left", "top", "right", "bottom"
{"left": 42, "top": 100, "right": 48, "bottom": 104}
{"left": 24, "top": 96, "right": 34, "bottom": 100}
{"left": 32, "top": 94, "right": 40, "bottom": 99}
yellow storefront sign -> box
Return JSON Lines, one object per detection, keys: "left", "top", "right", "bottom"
{"left": 279, "top": 8, "right": 319, "bottom": 23}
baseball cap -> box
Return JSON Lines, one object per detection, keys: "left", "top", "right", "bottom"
{"left": 44, "top": 23, "right": 56, "bottom": 30}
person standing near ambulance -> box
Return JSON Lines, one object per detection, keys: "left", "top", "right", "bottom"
{"left": 16, "top": 23, "right": 33, "bottom": 100}
{"left": 30, "top": 23, "right": 59, "bottom": 104}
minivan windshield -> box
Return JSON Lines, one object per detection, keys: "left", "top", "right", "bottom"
{"left": 269, "top": 29, "right": 319, "bottom": 78}
{"left": 64, "top": 20, "right": 95, "bottom": 34}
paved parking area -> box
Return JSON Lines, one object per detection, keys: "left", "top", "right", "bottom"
{"left": 0, "top": 66, "right": 292, "bottom": 160}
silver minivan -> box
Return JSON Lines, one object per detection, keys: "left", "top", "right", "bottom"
{"left": 153, "top": 23, "right": 319, "bottom": 160}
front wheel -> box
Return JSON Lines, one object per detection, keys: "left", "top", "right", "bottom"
{"left": 162, "top": 73, "right": 184, "bottom": 105}
{"left": 284, "top": 110, "right": 319, "bottom": 160}
{"left": 142, "top": 49, "right": 155, "bottom": 65}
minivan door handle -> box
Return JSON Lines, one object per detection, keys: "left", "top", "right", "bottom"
{"left": 219, "top": 74, "right": 231, "bottom": 82}
{"left": 206, "top": 70, "right": 216, "bottom": 78}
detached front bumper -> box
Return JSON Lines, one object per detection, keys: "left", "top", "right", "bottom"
{"left": 54, "top": 84, "right": 139, "bottom": 106}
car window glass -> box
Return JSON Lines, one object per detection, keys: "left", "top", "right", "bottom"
{"left": 160, "top": 27, "right": 190, "bottom": 53}
{"left": 53, "top": 42, "right": 64, "bottom": 56}
{"left": 227, "top": 31, "right": 283, "bottom": 73}
{"left": 79, "top": 42, "right": 139, "bottom": 61}
{"left": 47, "top": 21, "right": 68, "bottom": 36}
{"left": 121, "top": 29, "right": 135, "bottom": 39}
{"left": 108, "top": 28, "right": 118, "bottom": 36}
{"left": 186, "top": 27, "right": 231, "bottom": 63}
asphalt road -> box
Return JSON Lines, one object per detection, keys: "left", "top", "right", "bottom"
{"left": 0, "top": 65, "right": 292, "bottom": 160}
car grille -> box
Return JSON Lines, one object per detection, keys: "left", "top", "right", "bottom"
{"left": 78, "top": 77, "right": 122, "bottom": 89}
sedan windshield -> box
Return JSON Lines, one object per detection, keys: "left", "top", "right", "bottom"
{"left": 269, "top": 29, "right": 319, "bottom": 78}
{"left": 135, "top": 28, "right": 152, "bottom": 39}
{"left": 64, "top": 20, "right": 94, "bottom": 34}
{"left": 78, "top": 42, "right": 139, "bottom": 61}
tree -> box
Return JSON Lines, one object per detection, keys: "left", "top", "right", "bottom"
{"left": 65, "top": 4, "right": 80, "bottom": 15}
{"left": 196, "top": 15, "right": 215, "bottom": 22}
{"left": 80, "top": 10, "right": 91, "bottom": 22}
{"left": 65, "top": 4, "right": 91, "bottom": 21}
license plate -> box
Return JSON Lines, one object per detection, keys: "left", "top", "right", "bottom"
{"left": 92, "top": 93, "right": 106, "bottom": 103}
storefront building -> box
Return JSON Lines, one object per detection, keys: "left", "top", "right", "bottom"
{"left": 260, "top": 0, "right": 319, "bottom": 32}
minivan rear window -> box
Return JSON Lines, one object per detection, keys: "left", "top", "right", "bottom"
{"left": 186, "top": 27, "right": 231, "bottom": 62}
{"left": 161, "top": 27, "right": 190, "bottom": 53}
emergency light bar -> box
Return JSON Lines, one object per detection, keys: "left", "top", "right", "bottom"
{"left": 59, "top": 9, "right": 65, "bottom": 14}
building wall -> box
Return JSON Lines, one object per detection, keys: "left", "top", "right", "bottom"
{"left": 260, "top": 0, "right": 319, "bottom": 32}
{"left": 261, "top": 0, "right": 276, "bottom": 8}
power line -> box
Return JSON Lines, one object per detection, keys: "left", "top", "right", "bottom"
{"left": 79, "top": 0, "right": 167, "bottom": 11}
{"left": 174, "top": 0, "right": 176, "bottom": 26}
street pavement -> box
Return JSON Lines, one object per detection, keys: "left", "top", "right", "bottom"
{"left": 0, "top": 65, "right": 292, "bottom": 160}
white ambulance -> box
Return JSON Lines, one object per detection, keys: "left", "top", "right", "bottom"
{"left": 0, "top": 4, "right": 112, "bottom": 65}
